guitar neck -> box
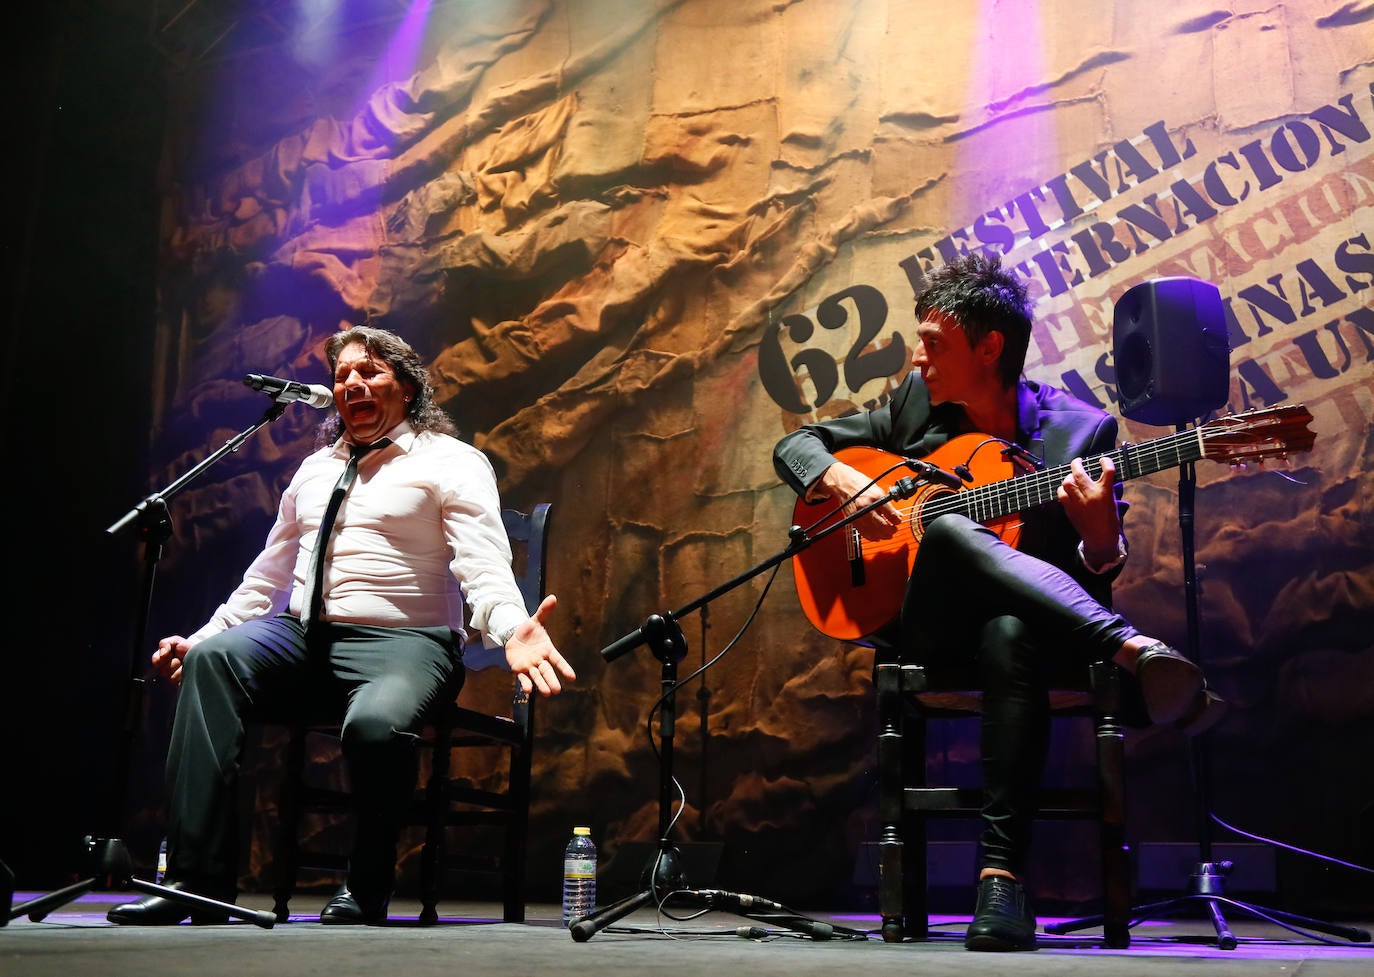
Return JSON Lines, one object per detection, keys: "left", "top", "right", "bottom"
{"left": 946, "top": 428, "right": 1204, "bottom": 523}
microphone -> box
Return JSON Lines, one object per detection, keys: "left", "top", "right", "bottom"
{"left": 696, "top": 889, "right": 787, "bottom": 912}
{"left": 599, "top": 623, "right": 646, "bottom": 663}
{"left": 244, "top": 374, "right": 334, "bottom": 409}
{"left": 903, "top": 458, "right": 965, "bottom": 490}
{"left": 779, "top": 917, "right": 835, "bottom": 940}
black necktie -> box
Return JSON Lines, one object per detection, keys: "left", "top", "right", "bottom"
{"left": 300, "top": 438, "right": 391, "bottom": 631}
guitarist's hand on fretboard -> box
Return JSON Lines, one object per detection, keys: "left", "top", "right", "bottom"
{"left": 1057, "top": 455, "right": 1124, "bottom": 563}
{"left": 813, "top": 461, "right": 903, "bottom": 540}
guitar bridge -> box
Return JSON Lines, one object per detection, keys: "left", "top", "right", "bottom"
{"left": 846, "top": 526, "right": 866, "bottom": 587}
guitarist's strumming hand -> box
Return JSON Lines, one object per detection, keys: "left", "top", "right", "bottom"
{"left": 1057, "top": 455, "right": 1123, "bottom": 567}
{"left": 811, "top": 461, "right": 903, "bottom": 540}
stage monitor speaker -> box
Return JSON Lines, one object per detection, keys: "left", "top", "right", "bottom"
{"left": 1113, "top": 277, "right": 1231, "bottom": 425}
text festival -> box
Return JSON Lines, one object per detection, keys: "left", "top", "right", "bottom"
{"left": 760, "top": 87, "right": 1373, "bottom": 424}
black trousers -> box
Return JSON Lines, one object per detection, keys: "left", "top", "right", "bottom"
{"left": 899, "top": 515, "right": 1139, "bottom": 875}
{"left": 164, "top": 614, "right": 462, "bottom": 892}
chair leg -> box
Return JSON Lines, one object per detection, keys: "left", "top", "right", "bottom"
{"left": 418, "top": 725, "right": 451, "bottom": 926}
{"left": 1091, "top": 661, "right": 1132, "bottom": 949}
{"left": 272, "top": 724, "right": 308, "bottom": 923}
{"left": 902, "top": 701, "right": 931, "bottom": 942}
{"left": 875, "top": 662, "right": 906, "bottom": 942}
{"left": 502, "top": 736, "right": 531, "bottom": 923}
{"left": 502, "top": 692, "right": 534, "bottom": 924}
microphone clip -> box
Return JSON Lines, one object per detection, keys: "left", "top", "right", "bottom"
{"left": 1000, "top": 440, "right": 1046, "bottom": 470}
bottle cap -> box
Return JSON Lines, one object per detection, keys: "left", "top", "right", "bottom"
{"left": 574, "top": 826, "right": 591, "bottom": 835}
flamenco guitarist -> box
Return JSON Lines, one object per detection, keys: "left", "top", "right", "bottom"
{"left": 772, "top": 253, "right": 1226, "bottom": 952}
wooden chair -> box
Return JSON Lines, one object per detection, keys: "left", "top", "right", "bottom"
{"left": 266, "top": 503, "right": 551, "bottom": 925}
{"left": 874, "top": 648, "right": 1132, "bottom": 948}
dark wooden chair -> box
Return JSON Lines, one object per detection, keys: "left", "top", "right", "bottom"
{"left": 266, "top": 503, "right": 551, "bottom": 925}
{"left": 874, "top": 648, "right": 1132, "bottom": 948}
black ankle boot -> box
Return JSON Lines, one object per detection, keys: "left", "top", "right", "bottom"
{"left": 1135, "top": 642, "right": 1204, "bottom": 725}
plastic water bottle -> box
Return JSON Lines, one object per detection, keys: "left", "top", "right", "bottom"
{"left": 155, "top": 837, "right": 168, "bottom": 883}
{"left": 562, "top": 826, "right": 597, "bottom": 926}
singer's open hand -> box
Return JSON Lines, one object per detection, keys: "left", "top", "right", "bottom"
{"left": 503, "top": 594, "right": 576, "bottom": 696}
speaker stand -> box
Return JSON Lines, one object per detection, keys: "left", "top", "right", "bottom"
{"left": 1046, "top": 444, "right": 1370, "bottom": 948}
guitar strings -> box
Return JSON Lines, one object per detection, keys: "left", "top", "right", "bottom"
{"left": 800, "top": 405, "right": 1304, "bottom": 564}
{"left": 817, "top": 426, "right": 1211, "bottom": 561}
{"left": 918, "top": 426, "right": 1205, "bottom": 528}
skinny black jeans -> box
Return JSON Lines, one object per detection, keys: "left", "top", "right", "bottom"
{"left": 899, "top": 515, "right": 1138, "bottom": 875}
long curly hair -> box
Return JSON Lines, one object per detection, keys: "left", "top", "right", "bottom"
{"left": 314, "top": 325, "right": 458, "bottom": 446}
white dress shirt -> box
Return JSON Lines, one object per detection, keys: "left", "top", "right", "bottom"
{"left": 189, "top": 422, "right": 529, "bottom": 648}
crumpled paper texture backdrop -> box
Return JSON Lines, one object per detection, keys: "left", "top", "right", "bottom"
{"left": 136, "top": 0, "right": 1372, "bottom": 910}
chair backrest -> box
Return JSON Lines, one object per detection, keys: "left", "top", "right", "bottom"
{"left": 458, "top": 504, "right": 551, "bottom": 671}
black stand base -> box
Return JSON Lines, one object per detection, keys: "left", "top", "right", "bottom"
{"left": 3, "top": 836, "right": 274, "bottom": 929}
{"left": 1045, "top": 860, "right": 1370, "bottom": 949}
{"left": 569, "top": 843, "right": 685, "bottom": 942}
{"left": 569, "top": 842, "right": 861, "bottom": 942}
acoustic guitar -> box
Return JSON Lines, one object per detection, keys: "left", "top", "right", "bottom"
{"left": 790, "top": 404, "right": 1316, "bottom": 640}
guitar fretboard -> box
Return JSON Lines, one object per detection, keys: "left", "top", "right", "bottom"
{"left": 929, "top": 427, "right": 1206, "bottom": 524}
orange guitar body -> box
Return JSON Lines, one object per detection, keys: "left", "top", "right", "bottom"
{"left": 790, "top": 436, "right": 1024, "bottom": 641}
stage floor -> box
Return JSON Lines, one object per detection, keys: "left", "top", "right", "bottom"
{"left": 3, "top": 890, "right": 1369, "bottom": 977}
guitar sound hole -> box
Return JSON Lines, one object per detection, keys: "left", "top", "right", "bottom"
{"left": 912, "top": 488, "right": 961, "bottom": 540}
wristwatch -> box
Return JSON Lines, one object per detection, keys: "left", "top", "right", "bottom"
{"left": 495, "top": 624, "right": 519, "bottom": 647}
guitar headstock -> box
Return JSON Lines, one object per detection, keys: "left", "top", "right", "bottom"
{"left": 1200, "top": 404, "right": 1316, "bottom": 465}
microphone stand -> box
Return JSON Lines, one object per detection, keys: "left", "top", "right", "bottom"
{"left": 6, "top": 398, "right": 293, "bottom": 929}
{"left": 570, "top": 474, "right": 939, "bottom": 942}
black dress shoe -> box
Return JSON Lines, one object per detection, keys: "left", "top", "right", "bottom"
{"left": 965, "top": 875, "right": 1037, "bottom": 951}
{"left": 1135, "top": 642, "right": 1204, "bottom": 725}
{"left": 320, "top": 885, "right": 390, "bottom": 925}
{"left": 106, "top": 883, "right": 232, "bottom": 926}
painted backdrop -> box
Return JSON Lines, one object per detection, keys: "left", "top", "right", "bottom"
{"left": 134, "top": 0, "right": 1371, "bottom": 913}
